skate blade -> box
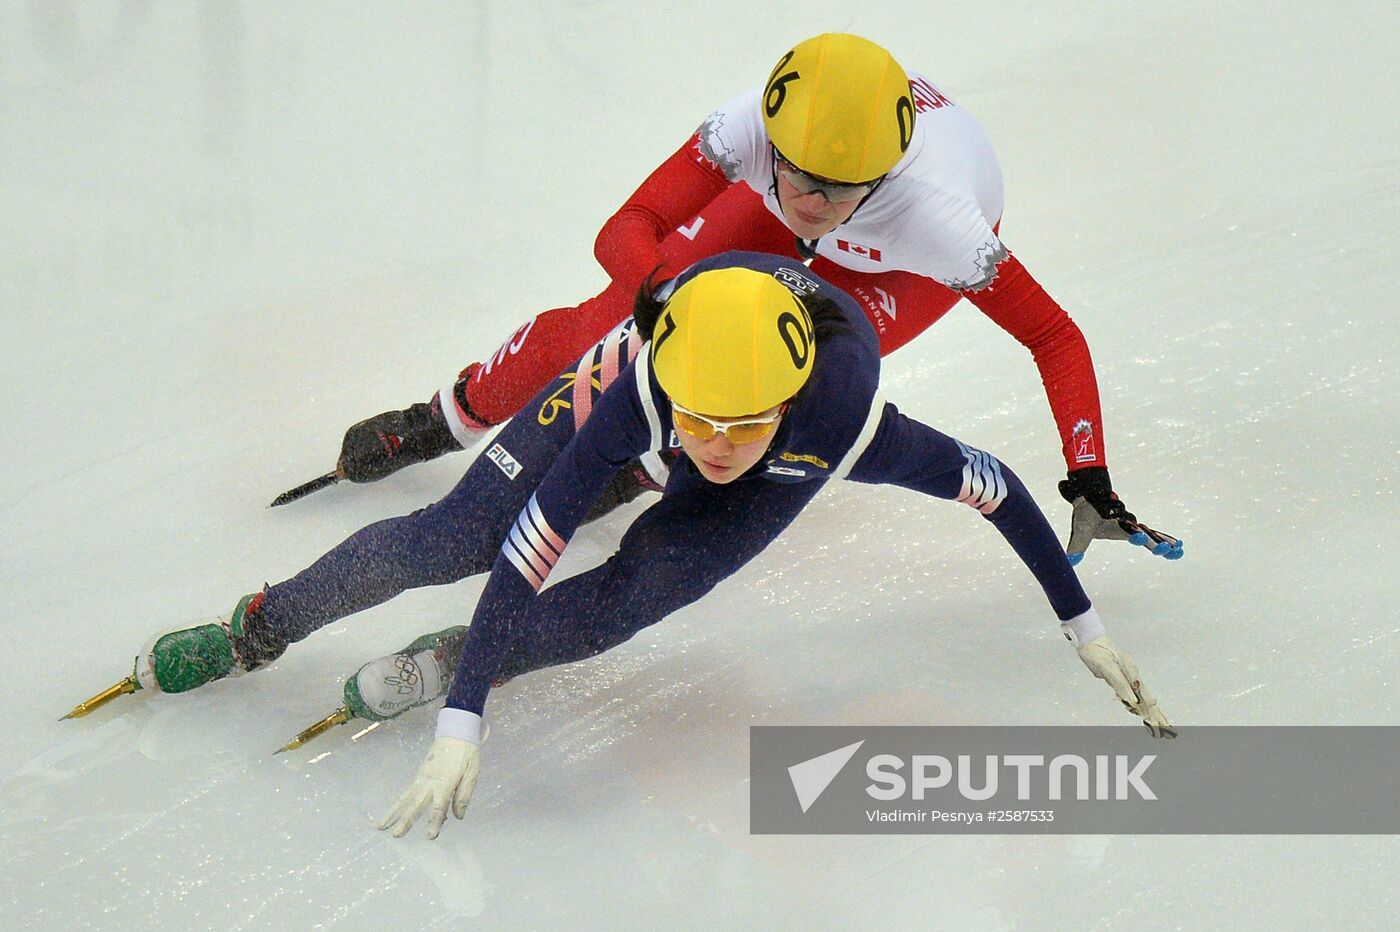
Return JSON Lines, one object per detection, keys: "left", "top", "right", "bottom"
{"left": 62, "top": 675, "right": 141, "bottom": 720}
{"left": 275, "top": 707, "right": 352, "bottom": 754}
{"left": 269, "top": 470, "right": 342, "bottom": 508}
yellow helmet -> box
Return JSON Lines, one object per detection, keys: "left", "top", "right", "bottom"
{"left": 651, "top": 268, "right": 815, "bottom": 417}
{"left": 762, "top": 33, "right": 915, "bottom": 184}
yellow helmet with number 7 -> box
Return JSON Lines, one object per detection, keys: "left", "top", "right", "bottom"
{"left": 762, "top": 33, "right": 915, "bottom": 185}
{"left": 651, "top": 268, "right": 815, "bottom": 417}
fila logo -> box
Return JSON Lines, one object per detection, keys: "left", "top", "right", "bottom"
{"left": 873, "top": 286, "right": 897, "bottom": 321}
{"left": 837, "top": 239, "right": 882, "bottom": 262}
{"left": 486, "top": 443, "right": 522, "bottom": 480}
{"left": 789, "top": 741, "right": 865, "bottom": 813}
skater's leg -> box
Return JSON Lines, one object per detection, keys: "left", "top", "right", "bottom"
{"left": 261, "top": 370, "right": 600, "bottom": 644}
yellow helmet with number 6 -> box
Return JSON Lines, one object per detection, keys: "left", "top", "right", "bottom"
{"left": 651, "top": 268, "right": 815, "bottom": 417}
{"left": 762, "top": 33, "right": 915, "bottom": 185}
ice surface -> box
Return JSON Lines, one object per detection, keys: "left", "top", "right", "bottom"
{"left": 2, "top": 2, "right": 1397, "bottom": 928}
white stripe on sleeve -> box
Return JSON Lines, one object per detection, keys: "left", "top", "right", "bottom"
{"left": 831, "top": 389, "right": 887, "bottom": 481}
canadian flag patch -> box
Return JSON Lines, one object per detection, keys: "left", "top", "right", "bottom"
{"left": 1071, "top": 419, "right": 1098, "bottom": 464}
{"left": 837, "top": 240, "right": 882, "bottom": 261}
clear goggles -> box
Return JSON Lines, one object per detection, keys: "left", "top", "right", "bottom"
{"left": 671, "top": 401, "right": 786, "bottom": 444}
{"left": 773, "top": 149, "right": 883, "bottom": 204}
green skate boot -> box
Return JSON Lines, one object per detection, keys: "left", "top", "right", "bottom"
{"left": 63, "top": 592, "right": 286, "bottom": 719}
{"left": 277, "top": 625, "right": 468, "bottom": 752}
{"left": 134, "top": 592, "right": 286, "bottom": 694}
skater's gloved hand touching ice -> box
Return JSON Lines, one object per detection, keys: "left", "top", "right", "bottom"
{"left": 378, "top": 709, "right": 485, "bottom": 840}
{"left": 1058, "top": 466, "right": 1183, "bottom": 565}
{"left": 1061, "top": 610, "right": 1176, "bottom": 738}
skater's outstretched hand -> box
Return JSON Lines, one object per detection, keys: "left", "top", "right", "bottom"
{"left": 1066, "top": 627, "right": 1176, "bottom": 738}
{"left": 379, "top": 710, "right": 485, "bottom": 840}
{"left": 1058, "top": 467, "right": 1183, "bottom": 565}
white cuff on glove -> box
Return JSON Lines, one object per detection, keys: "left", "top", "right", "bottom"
{"left": 435, "top": 707, "right": 486, "bottom": 746}
{"left": 1059, "top": 606, "right": 1106, "bottom": 646}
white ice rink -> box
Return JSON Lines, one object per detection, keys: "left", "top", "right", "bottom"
{"left": 2, "top": 2, "right": 1397, "bottom": 928}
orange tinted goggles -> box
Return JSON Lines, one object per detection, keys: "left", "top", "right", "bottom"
{"left": 671, "top": 402, "right": 786, "bottom": 444}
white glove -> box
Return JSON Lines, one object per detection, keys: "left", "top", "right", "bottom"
{"left": 378, "top": 709, "right": 484, "bottom": 840}
{"left": 1063, "top": 613, "right": 1176, "bottom": 738}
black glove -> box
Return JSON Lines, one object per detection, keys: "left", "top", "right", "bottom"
{"left": 1057, "top": 466, "right": 1183, "bottom": 565}
{"left": 583, "top": 453, "right": 672, "bottom": 524}
{"left": 337, "top": 396, "right": 462, "bottom": 483}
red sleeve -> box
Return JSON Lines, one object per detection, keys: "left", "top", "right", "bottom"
{"left": 592, "top": 133, "right": 732, "bottom": 289}
{"left": 963, "top": 253, "right": 1108, "bottom": 472}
